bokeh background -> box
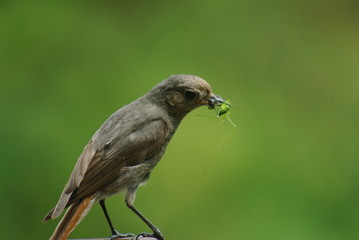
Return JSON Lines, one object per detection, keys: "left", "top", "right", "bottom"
{"left": 1, "top": 0, "right": 359, "bottom": 239}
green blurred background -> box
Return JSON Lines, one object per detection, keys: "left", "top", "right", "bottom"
{"left": 1, "top": 0, "right": 359, "bottom": 239}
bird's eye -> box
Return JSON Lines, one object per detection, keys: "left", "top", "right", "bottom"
{"left": 185, "top": 91, "right": 197, "bottom": 100}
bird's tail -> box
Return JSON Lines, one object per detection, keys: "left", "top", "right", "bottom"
{"left": 49, "top": 195, "right": 97, "bottom": 240}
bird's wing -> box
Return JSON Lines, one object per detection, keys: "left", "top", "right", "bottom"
{"left": 47, "top": 116, "right": 169, "bottom": 220}
{"left": 67, "top": 118, "right": 169, "bottom": 204}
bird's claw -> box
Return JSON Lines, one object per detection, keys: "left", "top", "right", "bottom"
{"left": 135, "top": 232, "right": 165, "bottom": 240}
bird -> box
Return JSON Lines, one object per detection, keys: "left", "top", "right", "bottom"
{"left": 43, "top": 74, "right": 225, "bottom": 240}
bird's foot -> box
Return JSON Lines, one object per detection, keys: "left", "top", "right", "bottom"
{"left": 111, "top": 230, "right": 136, "bottom": 239}
{"left": 135, "top": 231, "right": 165, "bottom": 240}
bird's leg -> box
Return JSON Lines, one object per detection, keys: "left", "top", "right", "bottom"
{"left": 125, "top": 191, "right": 164, "bottom": 240}
{"left": 99, "top": 199, "right": 135, "bottom": 239}
{"left": 127, "top": 203, "right": 164, "bottom": 240}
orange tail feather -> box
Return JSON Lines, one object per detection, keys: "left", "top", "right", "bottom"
{"left": 50, "top": 195, "right": 96, "bottom": 240}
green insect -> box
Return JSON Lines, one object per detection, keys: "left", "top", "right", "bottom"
{"left": 207, "top": 95, "right": 236, "bottom": 128}
{"left": 202, "top": 96, "right": 237, "bottom": 149}
{"left": 215, "top": 100, "right": 236, "bottom": 128}
{"left": 217, "top": 101, "right": 231, "bottom": 117}
{"left": 214, "top": 100, "right": 236, "bottom": 149}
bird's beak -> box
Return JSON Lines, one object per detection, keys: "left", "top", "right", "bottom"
{"left": 198, "top": 94, "right": 225, "bottom": 109}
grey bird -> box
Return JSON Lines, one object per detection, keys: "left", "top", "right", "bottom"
{"left": 43, "top": 74, "right": 225, "bottom": 240}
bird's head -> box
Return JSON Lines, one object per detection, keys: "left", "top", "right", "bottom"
{"left": 149, "top": 74, "right": 225, "bottom": 116}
